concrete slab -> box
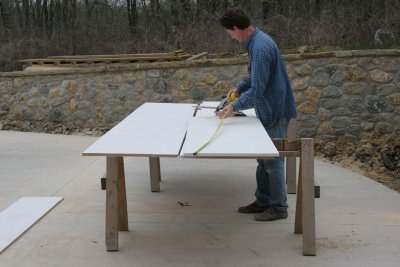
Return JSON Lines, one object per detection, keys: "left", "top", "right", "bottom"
{"left": 0, "top": 130, "right": 399, "bottom": 267}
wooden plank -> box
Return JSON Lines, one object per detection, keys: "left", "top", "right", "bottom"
{"left": 106, "top": 157, "right": 119, "bottom": 251}
{"left": 48, "top": 52, "right": 184, "bottom": 59}
{"left": 278, "top": 151, "right": 301, "bottom": 157}
{"left": 272, "top": 139, "right": 301, "bottom": 151}
{"left": 100, "top": 160, "right": 128, "bottom": 231}
{"left": 83, "top": 103, "right": 193, "bottom": 157}
{"left": 19, "top": 54, "right": 192, "bottom": 65}
{"left": 149, "top": 157, "right": 161, "bottom": 192}
{"left": 187, "top": 52, "right": 208, "bottom": 60}
{"left": 294, "top": 159, "right": 303, "bottom": 235}
{"left": 301, "top": 138, "right": 316, "bottom": 256}
{"left": 0, "top": 197, "right": 63, "bottom": 254}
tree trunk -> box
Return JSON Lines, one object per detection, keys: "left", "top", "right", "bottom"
{"left": 36, "top": 0, "right": 42, "bottom": 32}
{"left": 314, "top": 0, "right": 321, "bottom": 17}
{"left": 71, "top": 0, "right": 77, "bottom": 55}
{"left": 126, "top": 0, "right": 137, "bottom": 35}
{"left": 262, "top": 1, "right": 270, "bottom": 20}
{"left": 22, "top": 0, "right": 29, "bottom": 28}
{"left": 0, "top": 0, "right": 9, "bottom": 39}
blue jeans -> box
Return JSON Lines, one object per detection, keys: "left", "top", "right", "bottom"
{"left": 255, "top": 118, "right": 289, "bottom": 211}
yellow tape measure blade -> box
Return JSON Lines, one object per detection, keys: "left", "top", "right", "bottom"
{"left": 193, "top": 115, "right": 225, "bottom": 155}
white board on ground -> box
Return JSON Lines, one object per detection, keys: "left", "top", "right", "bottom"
{"left": 0, "top": 197, "right": 63, "bottom": 254}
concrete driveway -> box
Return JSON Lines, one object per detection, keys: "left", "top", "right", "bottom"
{"left": 0, "top": 130, "right": 399, "bottom": 267}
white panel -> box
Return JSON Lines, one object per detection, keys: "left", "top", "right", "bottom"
{"left": 195, "top": 107, "right": 218, "bottom": 118}
{"left": 0, "top": 197, "right": 63, "bottom": 254}
{"left": 200, "top": 101, "right": 219, "bottom": 108}
{"left": 242, "top": 109, "right": 257, "bottom": 117}
{"left": 199, "top": 101, "right": 256, "bottom": 117}
{"left": 180, "top": 112, "right": 279, "bottom": 158}
{"left": 83, "top": 101, "right": 274, "bottom": 158}
{"left": 83, "top": 103, "right": 194, "bottom": 157}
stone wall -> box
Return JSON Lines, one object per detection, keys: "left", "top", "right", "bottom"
{"left": 0, "top": 50, "right": 399, "bottom": 145}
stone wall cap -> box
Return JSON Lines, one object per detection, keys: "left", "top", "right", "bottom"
{"left": 0, "top": 57, "right": 248, "bottom": 77}
{"left": 1, "top": 49, "right": 399, "bottom": 77}
{"left": 283, "top": 49, "right": 400, "bottom": 60}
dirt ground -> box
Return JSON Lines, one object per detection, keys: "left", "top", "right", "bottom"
{"left": 316, "top": 129, "right": 400, "bottom": 193}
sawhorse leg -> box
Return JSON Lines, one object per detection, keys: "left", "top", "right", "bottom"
{"left": 294, "top": 139, "right": 316, "bottom": 256}
{"left": 118, "top": 157, "right": 128, "bottom": 231}
{"left": 286, "top": 119, "right": 297, "bottom": 194}
{"left": 105, "top": 156, "right": 128, "bottom": 251}
{"left": 149, "top": 157, "right": 161, "bottom": 192}
{"left": 286, "top": 157, "right": 297, "bottom": 194}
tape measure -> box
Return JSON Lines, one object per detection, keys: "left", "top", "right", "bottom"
{"left": 193, "top": 113, "right": 225, "bottom": 155}
{"left": 193, "top": 92, "right": 238, "bottom": 155}
{"left": 229, "top": 92, "right": 239, "bottom": 102}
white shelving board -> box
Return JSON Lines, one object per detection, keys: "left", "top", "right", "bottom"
{"left": 181, "top": 104, "right": 278, "bottom": 158}
{"left": 83, "top": 103, "right": 194, "bottom": 157}
{"left": 199, "top": 101, "right": 256, "bottom": 117}
{"left": 83, "top": 101, "right": 277, "bottom": 158}
{"left": 0, "top": 197, "right": 63, "bottom": 254}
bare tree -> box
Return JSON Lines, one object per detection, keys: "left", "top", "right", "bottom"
{"left": 126, "top": 0, "right": 137, "bottom": 35}
{"left": 0, "top": 0, "right": 399, "bottom": 71}
{"left": 0, "top": 0, "right": 10, "bottom": 39}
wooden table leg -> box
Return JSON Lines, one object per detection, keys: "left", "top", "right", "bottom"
{"left": 106, "top": 156, "right": 119, "bottom": 251}
{"left": 301, "top": 138, "right": 316, "bottom": 256}
{"left": 286, "top": 119, "right": 297, "bottom": 194}
{"left": 149, "top": 157, "right": 161, "bottom": 192}
{"left": 117, "top": 157, "right": 128, "bottom": 231}
{"left": 286, "top": 157, "right": 297, "bottom": 194}
{"left": 294, "top": 158, "right": 303, "bottom": 235}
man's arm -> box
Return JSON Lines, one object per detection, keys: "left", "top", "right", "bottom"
{"left": 233, "top": 49, "right": 271, "bottom": 112}
{"left": 225, "top": 75, "right": 251, "bottom": 102}
{"left": 236, "top": 76, "right": 251, "bottom": 94}
{"left": 232, "top": 86, "right": 255, "bottom": 111}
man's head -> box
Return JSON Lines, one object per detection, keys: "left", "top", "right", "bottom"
{"left": 219, "top": 7, "right": 252, "bottom": 43}
{"left": 219, "top": 7, "right": 251, "bottom": 30}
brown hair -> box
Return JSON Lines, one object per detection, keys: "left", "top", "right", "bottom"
{"left": 219, "top": 7, "right": 251, "bottom": 30}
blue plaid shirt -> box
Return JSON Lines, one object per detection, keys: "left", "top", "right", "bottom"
{"left": 232, "top": 28, "right": 297, "bottom": 129}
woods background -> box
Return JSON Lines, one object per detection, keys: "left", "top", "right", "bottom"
{"left": 0, "top": 0, "right": 399, "bottom": 72}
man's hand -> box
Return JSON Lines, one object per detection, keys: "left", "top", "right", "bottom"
{"left": 218, "top": 104, "right": 234, "bottom": 119}
{"left": 226, "top": 87, "right": 239, "bottom": 102}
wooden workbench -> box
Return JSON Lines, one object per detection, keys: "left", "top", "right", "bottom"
{"left": 83, "top": 102, "right": 316, "bottom": 256}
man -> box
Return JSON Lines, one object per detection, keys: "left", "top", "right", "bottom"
{"left": 218, "top": 7, "right": 297, "bottom": 221}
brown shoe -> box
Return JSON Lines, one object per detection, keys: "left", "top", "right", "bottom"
{"left": 254, "top": 207, "right": 288, "bottom": 221}
{"left": 238, "top": 201, "right": 268, "bottom": 213}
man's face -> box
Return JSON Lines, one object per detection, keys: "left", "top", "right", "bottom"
{"left": 226, "top": 27, "right": 244, "bottom": 42}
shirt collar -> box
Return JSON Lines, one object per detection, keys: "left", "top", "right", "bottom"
{"left": 244, "top": 27, "right": 260, "bottom": 50}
